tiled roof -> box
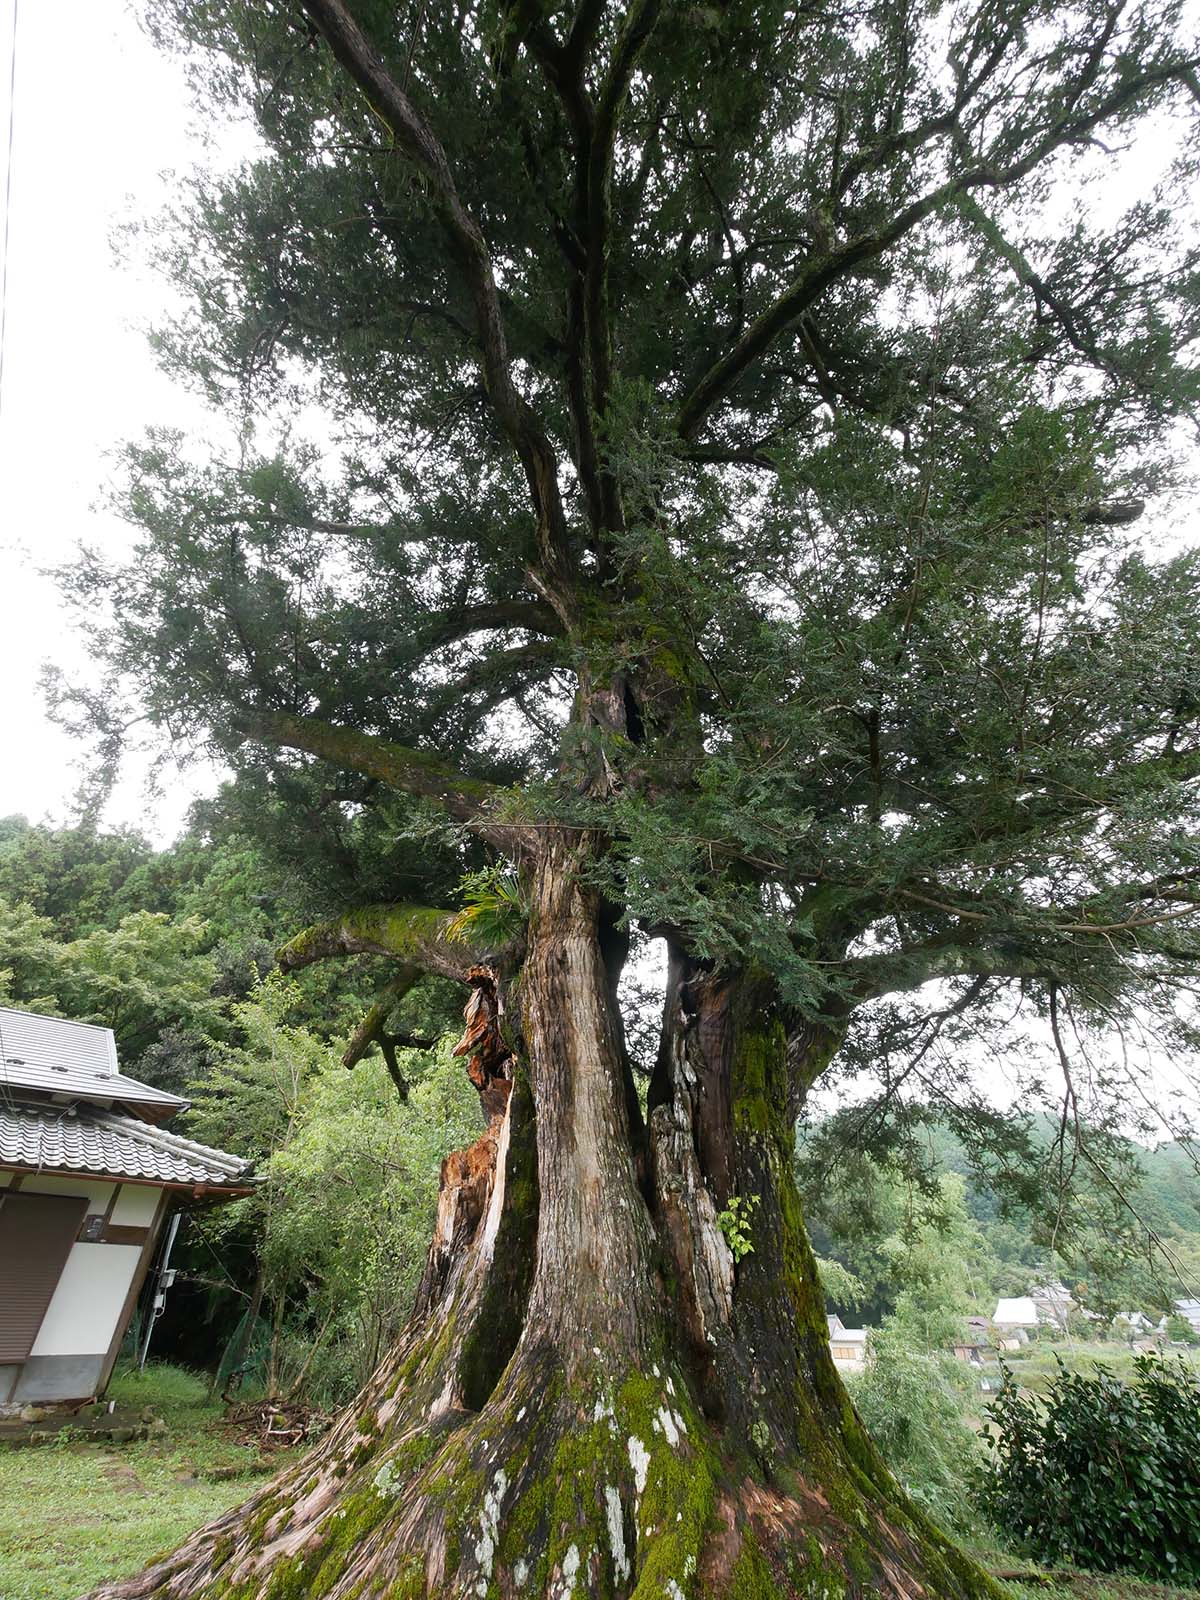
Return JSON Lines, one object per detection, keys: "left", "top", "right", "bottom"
{"left": 0, "top": 1008, "right": 187, "bottom": 1123}
{"left": 0, "top": 1098, "right": 254, "bottom": 1191}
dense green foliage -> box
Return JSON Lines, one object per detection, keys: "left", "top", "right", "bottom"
{"left": 0, "top": 816, "right": 467, "bottom": 1399}
{"left": 186, "top": 982, "right": 480, "bottom": 1400}
{"left": 47, "top": 0, "right": 1200, "bottom": 1198}
{"left": 0, "top": 813, "right": 460, "bottom": 1083}
{"left": 980, "top": 1356, "right": 1200, "bottom": 1582}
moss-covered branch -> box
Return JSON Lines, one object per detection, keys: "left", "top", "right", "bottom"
{"left": 232, "top": 710, "right": 505, "bottom": 823}
{"left": 277, "top": 904, "right": 514, "bottom": 983}
{"left": 341, "top": 969, "right": 426, "bottom": 1073}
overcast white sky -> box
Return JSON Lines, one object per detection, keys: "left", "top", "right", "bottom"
{"left": 0, "top": 1, "right": 230, "bottom": 843}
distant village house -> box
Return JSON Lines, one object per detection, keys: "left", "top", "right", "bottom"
{"left": 826, "top": 1313, "right": 869, "bottom": 1372}
{"left": 991, "top": 1296, "right": 1040, "bottom": 1347}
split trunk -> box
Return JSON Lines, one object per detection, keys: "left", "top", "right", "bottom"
{"left": 88, "top": 842, "right": 1001, "bottom": 1600}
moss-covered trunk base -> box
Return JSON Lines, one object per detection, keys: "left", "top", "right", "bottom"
{"left": 86, "top": 887, "right": 1005, "bottom": 1600}
{"left": 83, "top": 1326, "right": 1003, "bottom": 1600}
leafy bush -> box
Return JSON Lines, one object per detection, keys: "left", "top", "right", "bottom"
{"left": 979, "top": 1355, "right": 1200, "bottom": 1581}
{"left": 849, "top": 1325, "right": 985, "bottom": 1535}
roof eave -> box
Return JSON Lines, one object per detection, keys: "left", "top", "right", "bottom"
{"left": 114, "top": 1099, "right": 190, "bottom": 1126}
{"left": 0, "top": 1159, "right": 256, "bottom": 1198}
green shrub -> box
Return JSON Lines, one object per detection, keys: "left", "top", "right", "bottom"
{"left": 979, "top": 1354, "right": 1200, "bottom": 1581}
{"left": 848, "top": 1325, "right": 985, "bottom": 1535}
{"left": 107, "top": 1361, "right": 209, "bottom": 1407}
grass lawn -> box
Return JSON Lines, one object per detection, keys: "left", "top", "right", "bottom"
{"left": 972, "top": 1546, "right": 1200, "bottom": 1600}
{"left": 0, "top": 1365, "right": 300, "bottom": 1600}
{"left": 990, "top": 1340, "right": 1200, "bottom": 1392}
{"left": 4, "top": 1363, "right": 1199, "bottom": 1600}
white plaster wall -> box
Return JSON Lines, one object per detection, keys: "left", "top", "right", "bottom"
{"left": 29, "top": 1242, "right": 141, "bottom": 1357}
{"left": 110, "top": 1185, "right": 160, "bottom": 1227}
{"left": 18, "top": 1175, "right": 115, "bottom": 1214}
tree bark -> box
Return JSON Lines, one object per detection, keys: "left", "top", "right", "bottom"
{"left": 86, "top": 850, "right": 1003, "bottom": 1600}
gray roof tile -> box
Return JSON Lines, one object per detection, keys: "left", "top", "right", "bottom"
{"left": 0, "top": 1008, "right": 187, "bottom": 1122}
{"left": 0, "top": 1098, "right": 254, "bottom": 1190}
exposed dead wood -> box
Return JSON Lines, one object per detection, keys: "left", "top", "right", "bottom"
{"left": 222, "top": 1400, "right": 329, "bottom": 1451}
{"left": 451, "top": 966, "right": 514, "bottom": 1118}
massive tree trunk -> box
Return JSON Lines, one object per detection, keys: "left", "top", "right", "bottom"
{"left": 88, "top": 845, "right": 1001, "bottom": 1600}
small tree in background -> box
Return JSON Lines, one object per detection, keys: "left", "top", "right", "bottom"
{"left": 852, "top": 1328, "right": 984, "bottom": 1538}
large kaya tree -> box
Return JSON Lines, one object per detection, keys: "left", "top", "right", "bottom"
{"left": 73, "top": 0, "right": 1200, "bottom": 1595}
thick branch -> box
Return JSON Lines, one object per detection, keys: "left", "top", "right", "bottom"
{"left": 301, "top": 0, "right": 578, "bottom": 613}
{"left": 844, "top": 868, "right": 1200, "bottom": 1003}
{"left": 584, "top": 0, "right": 666, "bottom": 472}
{"left": 845, "top": 940, "right": 1057, "bottom": 1003}
{"left": 677, "top": 54, "right": 1198, "bottom": 438}
{"left": 676, "top": 180, "right": 973, "bottom": 437}
{"left": 277, "top": 904, "right": 507, "bottom": 982}
{"left": 232, "top": 710, "right": 499, "bottom": 821}
{"left": 416, "top": 599, "right": 564, "bottom": 650}
{"left": 414, "top": 640, "right": 564, "bottom": 735}
{"left": 510, "top": 0, "right": 665, "bottom": 541}
{"left": 341, "top": 968, "right": 424, "bottom": 1069}
{"left": 955, "top": 191, "right": 1143, "bottom": 392}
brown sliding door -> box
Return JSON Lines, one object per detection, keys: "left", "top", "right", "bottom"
{"left": 0, "top": 1190, "right": 87, "bottom": 1362}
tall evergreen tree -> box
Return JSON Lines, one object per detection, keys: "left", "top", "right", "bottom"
{"left": 71, "top": 0, "right": 1200, "bottom": 1594}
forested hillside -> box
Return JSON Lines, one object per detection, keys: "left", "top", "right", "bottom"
{"left": 800, "top": 1107, "right": 1200, "bottom": 1329}
{"left": 0, "top": 807, "right": 462, "bottom": 1077}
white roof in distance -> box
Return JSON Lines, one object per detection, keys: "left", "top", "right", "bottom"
{"left": 0, "top": 1007, "right": 186, "bottom": 1123}
{"left": 994, "top": 1296, "right": 1039, "bottom": 1326}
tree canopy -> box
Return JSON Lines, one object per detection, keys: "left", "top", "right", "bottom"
{"left": 58, "top": 0, "right": 1200, "bottom": 1153}
{"left": 62, "top": 3, "right": 1200, "bottom": 1596}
